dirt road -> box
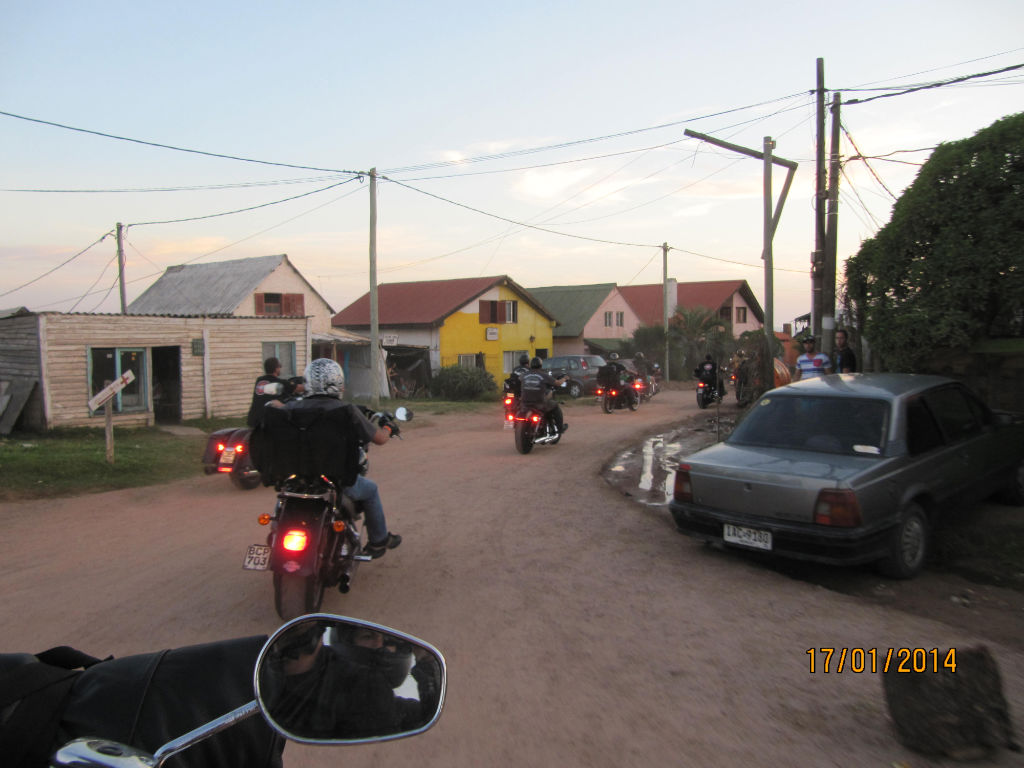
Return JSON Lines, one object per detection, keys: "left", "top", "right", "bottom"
{"left": 2, "top": 389, "right": 1022, "bottom": 767}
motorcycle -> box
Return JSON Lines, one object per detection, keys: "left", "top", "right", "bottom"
{"left": 202, "top": 426, "right": 261, "bottom": 490}
{"left": 513, "top": 404, "right": 562, "bottom": 454}
{"left": 501, "top": 377, "right": 520, "bottom": 429}
{"left": 632, "top": 375, "right": 658, "bottom": 403}
{"left": 696, "top": 379, "right": 721, "bottom": 409}
{"left": 596, "top": 378, "right": 640, "bottom": 414}
{"left": 244, "top": 407, "right": 412, "bottom": 621}
{"left": 44, "top": 614, "right": 446, "bottom": 768}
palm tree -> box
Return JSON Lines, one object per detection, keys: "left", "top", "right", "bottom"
{"left": 670, "top": 306, "right": 732, "bottom": 376}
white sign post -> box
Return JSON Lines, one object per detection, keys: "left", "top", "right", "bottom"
{"left": 88, "top": 370, "right": 135, "bottom": 464}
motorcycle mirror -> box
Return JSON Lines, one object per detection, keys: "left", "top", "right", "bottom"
{"left": 393, "top": 406, "right": 412, "bottom": 422}
{"left": 255, "top": 615, "right": 445, "bottom": 744}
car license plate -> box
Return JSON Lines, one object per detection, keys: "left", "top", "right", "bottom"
{"left": 219, "top": 447, "right": 236, "bottom": 467}
{"left": 723, "top": 523, "right": 772, "bottom": 551}
{"left": 243, "top": 544, "right": 271, "bottom": 571}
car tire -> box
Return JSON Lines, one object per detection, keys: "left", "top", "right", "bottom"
{"left": 567, "top": 381, "right": 583, "bottom": 399}
{"left": 995, "top": 458, "right": 1024, "bottom": 506}
{"left": 877, "top": 502, "right": 929, "bottom": 579}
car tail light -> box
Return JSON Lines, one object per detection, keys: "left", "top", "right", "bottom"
{"left": 282, "top": 529, "right": 309, "bottom": 552}
{"left": 234, "top": 443, "right": 245, "bottom": 453}
{"left": 814, "top": 490, "right": 862, "bottom": 527}
{"left": 673, "top": 464, "right": 693, "bottom": 503}
{"left": 216, "top": 442, "right": 226, "bottom": 452}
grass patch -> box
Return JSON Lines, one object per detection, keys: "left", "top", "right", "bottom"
{"left": 0, "top": 427, "right": 206, "bottom": 502}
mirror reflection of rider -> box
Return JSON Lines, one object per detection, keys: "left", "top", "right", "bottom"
{"left": 263, "top": 623, "right": 440, "bottom": 741}
{"left": 519, "top": 357, "right": 569, "bottom": 435}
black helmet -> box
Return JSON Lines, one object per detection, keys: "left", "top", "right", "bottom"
{"left": 519, "top": 353, "right": 530, "bottom": 366}
{"left": 530, "top": 357, "right": 543, "bottom": 369}
{"left": 608, "top": 352, "right": 619, "bottom": 361}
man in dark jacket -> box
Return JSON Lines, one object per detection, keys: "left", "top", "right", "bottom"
{"left": 247, "top": 357, "right": 295, "bottom": 428}
{"left": 519, "top": 357, "right": 569, "bottom": 435}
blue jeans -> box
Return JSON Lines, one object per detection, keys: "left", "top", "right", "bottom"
{"left": 343, "top": 475, "right": 388, "bottom": 545}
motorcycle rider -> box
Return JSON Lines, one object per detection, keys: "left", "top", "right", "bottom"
{"left": 504, "top": 353, "right": 532, "bottom": 398}
{"left": 519, "top": 357, "right": 569, "bottom": 435}
{"left": 276, "top": 358, "right": 401, "bottom": 559}
{"left": 247, "top": 357, "right": 296, "bottom": 428}
{"left": 694, "top": 354, "right": 725, "bottom": 395}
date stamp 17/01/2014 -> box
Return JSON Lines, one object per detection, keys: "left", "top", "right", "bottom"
{"left": 807, "top": 648, "right": 958, "bottom": 674}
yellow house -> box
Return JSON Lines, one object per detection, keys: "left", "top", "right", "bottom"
{"left": 331, "top": 275, "right": 557, "bottom": 387}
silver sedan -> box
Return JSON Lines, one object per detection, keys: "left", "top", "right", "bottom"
{"left": 669, "top": 373, "right": 1024, "bottom": 578}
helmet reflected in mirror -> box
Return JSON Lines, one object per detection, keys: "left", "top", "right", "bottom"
{"left": 393, "top": 406, "right": 413, "bottom": 422}
{"left": 256, "top": 615, "right": 445, "bottom": 744}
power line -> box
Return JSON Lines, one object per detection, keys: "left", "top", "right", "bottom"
{"left": 844, "top": 63, "right": 1024, "bottom": 105}
{"left": 840, "top": 124, "right": 898, "bottom": 201}
{"left": 1, "top": 173, "right": 353, "bottom": 194}
{"left": 0, "top": 231, "right": 114, "bottom": 299}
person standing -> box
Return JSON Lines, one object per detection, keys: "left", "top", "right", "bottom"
{"left": 833, "top": 329, "right": 857, "bottom": 373}
{"left": 793, "top": 337, "right": 832, "bottom": 381}
{"left": 247, "top": 357, "right": 294, "bottom": 427}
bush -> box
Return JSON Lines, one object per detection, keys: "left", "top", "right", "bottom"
{"left": 429, "top": 366, "right": 497, "bottom": 400}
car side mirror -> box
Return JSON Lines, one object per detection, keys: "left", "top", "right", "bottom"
{"left": 256, "top": 615, "right": 444, "bottom": 744}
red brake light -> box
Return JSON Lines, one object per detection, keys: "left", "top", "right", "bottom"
{"left": 814, "top": 490, "right": 862, "bottom": 527}
{"left": 506, "top": 413, "right": 514, "bottom": 421}
{"left": 697, "top": 381, "right": 706, "bottom": 389}
{"left": 282, "top": 529, "right": 309, "bottom": 552}
{"left": 234, "top": 443, "right": 245, "bottom": 453}
{"left": 596, "top": 388, "right": 604, "bottom": 395}
{"left": 634, "top": 381, "right": 642, "bottom": 389}
{"left": 609, "top": 389, "right": 618, "bottom": 396}
{"left": 531, "top": 414, "right": 540, "bottom": 423}
{"left": 673, "top": 464, "right": 693, "bottom": 503}
{"left": 216, "top": 442, "right": 226, "bottom": 452}
{"left": 504, "top": 396, "right": 513, "bottom": 405}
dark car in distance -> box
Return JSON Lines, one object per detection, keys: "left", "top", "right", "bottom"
{"left": 541, "top": 355, "right": 607, "bottom": 398}
{"left": 669, "top": 374, "right": 1024, "bottom": 579}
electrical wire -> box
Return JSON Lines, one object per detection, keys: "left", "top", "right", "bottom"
{"left": 69, "top": 253, "right": 118, "bottom": 312}
{"left": 1, "top": 173, "right": 354, "bottom": 194}
{"left": 843, "top": 63, "right": 1024, "bottom": 105}
{"left": 0, "top": 230, "right": 113, "bottom": 299}
{"left": 840, "top": 124, "right": 897, "bottom": 201}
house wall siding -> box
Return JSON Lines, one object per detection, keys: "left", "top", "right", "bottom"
{"left": 33, "top": 314, "right": 306, "bottom": 428}
{"left": 442, "top": 286, "right": 554, "bottom": 381}
{"left": 0, "top": 315, "right": 45, "bottom": 429}
{"left": 247, "top": 265, "right": 334, "bottom": 334}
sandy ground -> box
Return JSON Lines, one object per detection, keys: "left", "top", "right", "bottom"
{"left": 2, "top": 388, "right": 1023, "bottom": 767}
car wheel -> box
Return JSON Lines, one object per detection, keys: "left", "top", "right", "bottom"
{"left": 996, "top": 458, "right": 1024, "bottom": 506}
{"left": 567, "top": 381, "right": 583, "bottom": 399}
{"left": 878, "top": 502, "right": 928, "bottom": 579}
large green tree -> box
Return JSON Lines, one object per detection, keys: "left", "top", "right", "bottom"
{"left": 669, "top": 305, "right": 733, "bottom": 375}
{"left": 844, "top": 112, "right": 1024, "bottom": 371}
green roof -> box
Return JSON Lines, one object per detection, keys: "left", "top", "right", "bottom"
{"left": 527, "top": 284, "right": 616, "bottom": 337}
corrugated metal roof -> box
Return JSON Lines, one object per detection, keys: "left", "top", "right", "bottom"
{"left": 527, "top": 284, "right": 616, "bottom": 337}
{"left": 0, "top": 307, "right": 32, "bottom": 319}
{"left": 619, "top": 280, "right": 763, "bottom": 326}
{"left": 332, "top": 275, "right": 555, "bottom": 328}
{"left": 128, "top": 254, "right": 302, "bottom": 315}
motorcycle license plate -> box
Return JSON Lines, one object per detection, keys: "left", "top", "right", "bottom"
{"left": 243, "top": 544, "right": 271, "bottom": 570}
{"left": 219, "top": 448, "right": 236, "bottom": 467}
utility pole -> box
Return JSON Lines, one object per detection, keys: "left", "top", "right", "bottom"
{"left": 116, "top": 222, "right": 127, "bottom": 313}
{"left": 662, "top": 241, "right": 670, "bottom": 382}
{"left": 822, "top": 93, "right": 842, "bottom": 358}
{"left": 812, "top": 58, "right": 826, "bottom": 339}
{"left": 763, "top": 137, "right": 776, "bottom": 391}
{"left": 368, "top": 168, "right": 380, "bottom": 408}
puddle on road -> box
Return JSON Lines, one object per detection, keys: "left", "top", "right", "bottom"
{"left": 605, "top": 416, "right": 736, "bottom": 506}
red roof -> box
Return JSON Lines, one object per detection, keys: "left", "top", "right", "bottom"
{"left": 619, "top": 280, "right": 763, "bottom": 327}
{"left": 332, "top": 275, "right": 551, "bottom": 328}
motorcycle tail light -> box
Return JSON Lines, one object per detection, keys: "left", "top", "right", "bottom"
{"left": 234, "top": 443, "right": 245, "bottom": 453}
{"left": 506, "top": 413, "right": 514, "bottom": 422}
{"left": 814, "top": 490, "right": 862, "bottom": 527}
{"left": 258, "top": 513, "right": 271, "bottom": 526}
{"left": 697, "top": 381, "right": 706, "bottom": 389}
{"left": 282, "top": 529, "right": 309, "bottom": 552}
{"left": 531, "top": 414, "right": 540, "bottom": 423}
{"left": 217, "top": 466, "right": 231, "bottom": 473}
{"left": 596, "top": 388, "right": 604, "bottom": 395}
{"left": 609, "top": 389, "right": 618, "bottom": 397}
{"left": 673, "top": 464, "right": 693, "bottom": 503}
{"left": 634, "top": 381, "right": 642, "bottom": 389}
{"left": 504, "top": 397, "right": 513, "bottom": 405}
{"left": 332, "top": 520, "right": 346, "bottom": 532}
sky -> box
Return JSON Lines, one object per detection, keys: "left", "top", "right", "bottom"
{"left": 2, "top": 1, "right": 1022, "bottom": 330}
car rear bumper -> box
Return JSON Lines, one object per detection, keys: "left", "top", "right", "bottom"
{"left": 669, "top": 500, "right": 893, "bottom": 566}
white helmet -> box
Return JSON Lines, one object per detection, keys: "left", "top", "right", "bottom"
{"left": 304, "top": 358, "right": 344, "bottom": 397}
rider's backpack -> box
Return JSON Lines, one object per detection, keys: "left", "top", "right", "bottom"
{"left": 250, "top": 400, "right": 361, "bottom": 488}
{"left": 596, "top": 364, "right": 618, "bottom": 388}
{"left": 0, "top": 638, "right": 284, "bottom": 768}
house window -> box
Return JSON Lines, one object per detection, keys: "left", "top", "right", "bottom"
{"left": 604, "top": 311, "right": 613, "bottom": 327}
{"left": 255, "top": 293, "right": 304, "bottom": 316}
{"left": 504, "top": 350, "right": 528, "bottom": 373}
{"left": 478, "top": 300, "right": 518, "bottom": 324}
{"left": 262, "top": 342, "right": 297, "bottom": 378}
{"left": 719, "top": 307, "right": 731, "bottom": 322}
{"left": 736, "top": 307, "right": 747, "bottom": 324}
{"left": 89, "top": 348, "right": 147, "bottom": 413}
{"left": 458, "top": 354, "right": 479, "bottom": 369}
{"left": 616, "top": 311, "right": 624, "bottom": 327}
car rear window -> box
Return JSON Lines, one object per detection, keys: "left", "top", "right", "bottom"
{"left": 729, "top": 395, "right": 889, "bottom": 456}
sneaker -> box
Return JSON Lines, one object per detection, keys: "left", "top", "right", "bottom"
{"left": 366, "top": 532, "right": 402, "bottom": 559}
